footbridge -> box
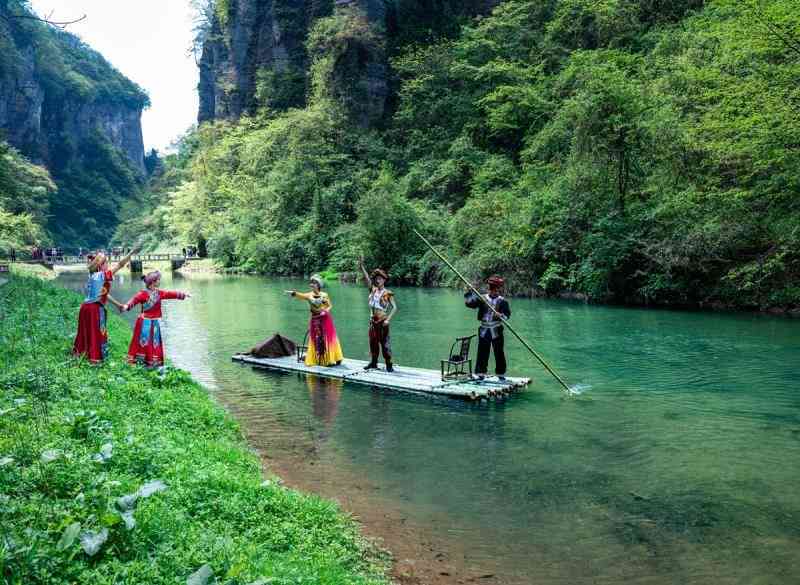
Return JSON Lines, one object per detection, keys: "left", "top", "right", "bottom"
{"left": 22, "top": 253, "right": 189, "bottom": 272}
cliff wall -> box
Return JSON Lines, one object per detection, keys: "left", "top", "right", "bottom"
{"left": 197, "top": 0, "right": 498, "bottom": 127}
{"left": 0, "top": 1, "right": 148, "bottom": 246}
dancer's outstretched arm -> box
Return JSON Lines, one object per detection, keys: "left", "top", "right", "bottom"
{"left": 111, "top": 245, "right": 141, "bottom": 275}
{"left": 359, "top": 256, "right": 372, "bottom": 289}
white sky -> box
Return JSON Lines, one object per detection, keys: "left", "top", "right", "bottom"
{"left": 30, "top": 0, "right": 200, "bottom": 152}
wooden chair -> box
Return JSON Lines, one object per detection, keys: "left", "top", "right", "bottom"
{"left": 441, "top": 335, "right": 476, "bottom": 381}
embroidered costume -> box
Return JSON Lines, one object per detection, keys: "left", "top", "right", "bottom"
{"left": 465, "top": 276, "right": 511, "bottom": 377}
{"left": 291, "top": 290, "right": 344, "bottom": 367}
{"left": 358, "top": 258, "right": 398, "bottom": 371}
{"left": 367, "top": 284, "right": 394, "bottom": 369}
{"left": 124, "top": 288, "right": 187, "bottom": 367}
{"left": 73, "top": 268, "right": 114, "bottom": 363}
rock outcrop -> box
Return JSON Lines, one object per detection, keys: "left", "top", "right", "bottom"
{"left": 197, "top": 0, "right": 502, "bottom": 128}
{"left": 0, "top": 1, "right": 148, "bottom": 246}
{"left": 0, "top": 11, "right": 146, "bottom": 174}
{"left": 198, "top": 0, "right": 315, "bottom": 122}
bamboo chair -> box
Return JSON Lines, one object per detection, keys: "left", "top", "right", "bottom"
{"left": 441, "top": 335, "right": 476, "bottom": 381}
{"left": 296, "top": 331, "right": 309, "bottom": 363}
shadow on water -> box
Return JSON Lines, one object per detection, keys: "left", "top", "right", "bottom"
{"left": 56, "top": 271, "right": 800, "bottom": 584}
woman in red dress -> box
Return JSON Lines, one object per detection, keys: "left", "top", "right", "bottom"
{"left": 122, "top": 271, "right": 190, "bottom": 367}
{"left": 73, "top": 249, "right": 137, "bottom": 363}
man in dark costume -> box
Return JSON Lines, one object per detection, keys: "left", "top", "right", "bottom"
{"left": 465, "top": 275, "right": 511, "bottom": 380}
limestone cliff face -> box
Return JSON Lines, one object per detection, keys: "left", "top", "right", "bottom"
{"left": 198, "top": 0, "right": 389, "bottom": 125}
{"left": 197, "top": 0, "right": 502, "bottom": 128}
{"left": 0, "top": 45, "right": 45, "bottom": 154}
{"left": 0, "top": 1, "right": 148, "bottom": 246}
{"left": 0, "top": 18, "right": 145, "bottom": 175}
{"left": 199, "top": 0, "right": 313, "bottom": 122}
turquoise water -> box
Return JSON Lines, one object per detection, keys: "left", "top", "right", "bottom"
{"left": 59, "top": 272, "right": 800, "bottom": 584}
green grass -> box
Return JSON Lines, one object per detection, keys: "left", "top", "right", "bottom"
{"left": 179, "top": 258, "right": 223, "bottom": 273}
{"left": 0, "top": 276, "right": 390, "bottom": 584}
{"left": 9, "top": 262, "right": 57, "bottom": 280}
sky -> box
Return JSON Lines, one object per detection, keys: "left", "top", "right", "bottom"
{"left": 29, "top": 0, "right": 200, "bottom": 152}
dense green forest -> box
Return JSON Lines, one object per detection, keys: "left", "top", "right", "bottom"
{"left": 117, "top": 0, "right": 799, "bottom": 310}
{"left": 0, "top": 140, "right": 55, "bottom": 251}
{"left": 0, "top": 0, "right": 149, "bottom": 249}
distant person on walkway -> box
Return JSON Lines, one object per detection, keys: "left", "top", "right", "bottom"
{"left": 9, "top": 248, "right": 15, "bottom": 262}
{"left": 122, "top": 270, "right": 190, "bottom": 368}
{"left": 359, "top": 257, "right": 397, "bottom": 372}
{"left": 73, "top": 247, "right": 138, "bottom": 364}
{"left": 465, "top": 275, "right": 511, "bottom": 380}
{"left": 285, "top": 274, "right": 343, "bottom": 367}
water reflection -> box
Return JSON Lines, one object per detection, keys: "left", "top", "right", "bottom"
{"left": 306, "top": 375, "right": 341, "bottom": 428}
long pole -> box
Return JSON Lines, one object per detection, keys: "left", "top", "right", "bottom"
{"left": 413, "top": 229, "right": 572, "bottom": 393}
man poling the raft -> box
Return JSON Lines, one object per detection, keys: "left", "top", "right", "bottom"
{"left": 413, "top": 229, "right": 577, "bottom": 395}
{"left": 465, "top": 275, "right": 511, "bottom": 380}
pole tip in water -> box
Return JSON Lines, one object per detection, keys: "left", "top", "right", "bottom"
{"left": 566, "top": 384, "right": 591, "bottom": 396}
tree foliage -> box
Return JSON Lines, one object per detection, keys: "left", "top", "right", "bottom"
{"left": 0, "top": 141, "right": 55, "bottom": 252}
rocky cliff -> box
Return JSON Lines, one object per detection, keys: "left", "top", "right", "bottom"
{"left": 0, "top": 1, "right": 148, "bottom": 246}
{"left": 197, "top": 0, "right": 499, "bottom": 127}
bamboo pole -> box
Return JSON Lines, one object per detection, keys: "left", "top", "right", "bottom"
{"left": 413, "top": 229, "right": 573, "bottom": 394}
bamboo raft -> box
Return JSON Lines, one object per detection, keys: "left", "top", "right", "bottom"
{"left": 231, "top": 355, "right": 530, "bottom": 401}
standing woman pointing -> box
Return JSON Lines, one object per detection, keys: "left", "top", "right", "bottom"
{"left": 121, "top": 270, "right": 191, "bottom": 368}
{"left": 286, "top": 274, "right": 344, "bottom": 367}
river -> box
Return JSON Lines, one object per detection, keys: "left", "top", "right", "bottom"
{"left": 57, "top": 270, "right": 800, "bottom": 585}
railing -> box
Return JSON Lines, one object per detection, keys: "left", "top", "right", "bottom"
{"left": 10, "top": 254, "right": 187, "bottom": 266}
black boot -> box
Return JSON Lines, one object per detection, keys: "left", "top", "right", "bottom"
{"left": 364, "top": 362, "right": 378, "bottom": 370}
{"left": 386, "top": 362, "right": 394, "bottom": 373}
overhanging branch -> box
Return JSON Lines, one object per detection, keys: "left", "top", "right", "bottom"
{"left": 0, "top": 10, "right": 86, "bottom": 30}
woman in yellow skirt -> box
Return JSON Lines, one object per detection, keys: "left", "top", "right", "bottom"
{"left": 286, "top": 274, "right": 344, "bottom": 366}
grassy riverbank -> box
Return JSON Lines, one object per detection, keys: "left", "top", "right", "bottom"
{"left": 0, "top": 276, "right": 389, "bottom": 584}
{"left": 9, "top": 262, "right": 57, "bottom": 280}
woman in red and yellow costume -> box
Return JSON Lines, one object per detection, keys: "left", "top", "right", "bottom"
{"left": 286, "top": 274, "right": 344, "bottom": 367}
{"left": 73, "top": 248, "right": 137, "bottom": 363}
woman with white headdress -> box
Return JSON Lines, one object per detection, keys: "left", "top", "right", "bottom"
{"left": 286, "top": 274, "right": 343, "bottom": 366}
{"left": 72, "top": 247, "right": 137, "bottom": 363}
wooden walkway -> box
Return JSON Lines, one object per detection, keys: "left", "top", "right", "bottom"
{"left": 232, "top": 355, "right": 530, "bottom": 401}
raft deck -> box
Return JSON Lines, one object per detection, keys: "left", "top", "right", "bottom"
{"left": 232, "top": 354, "right": 530, "bottom": 400}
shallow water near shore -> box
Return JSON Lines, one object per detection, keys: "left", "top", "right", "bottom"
{"left": 58, "top": 271, "right": 800, "bottom": 584}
